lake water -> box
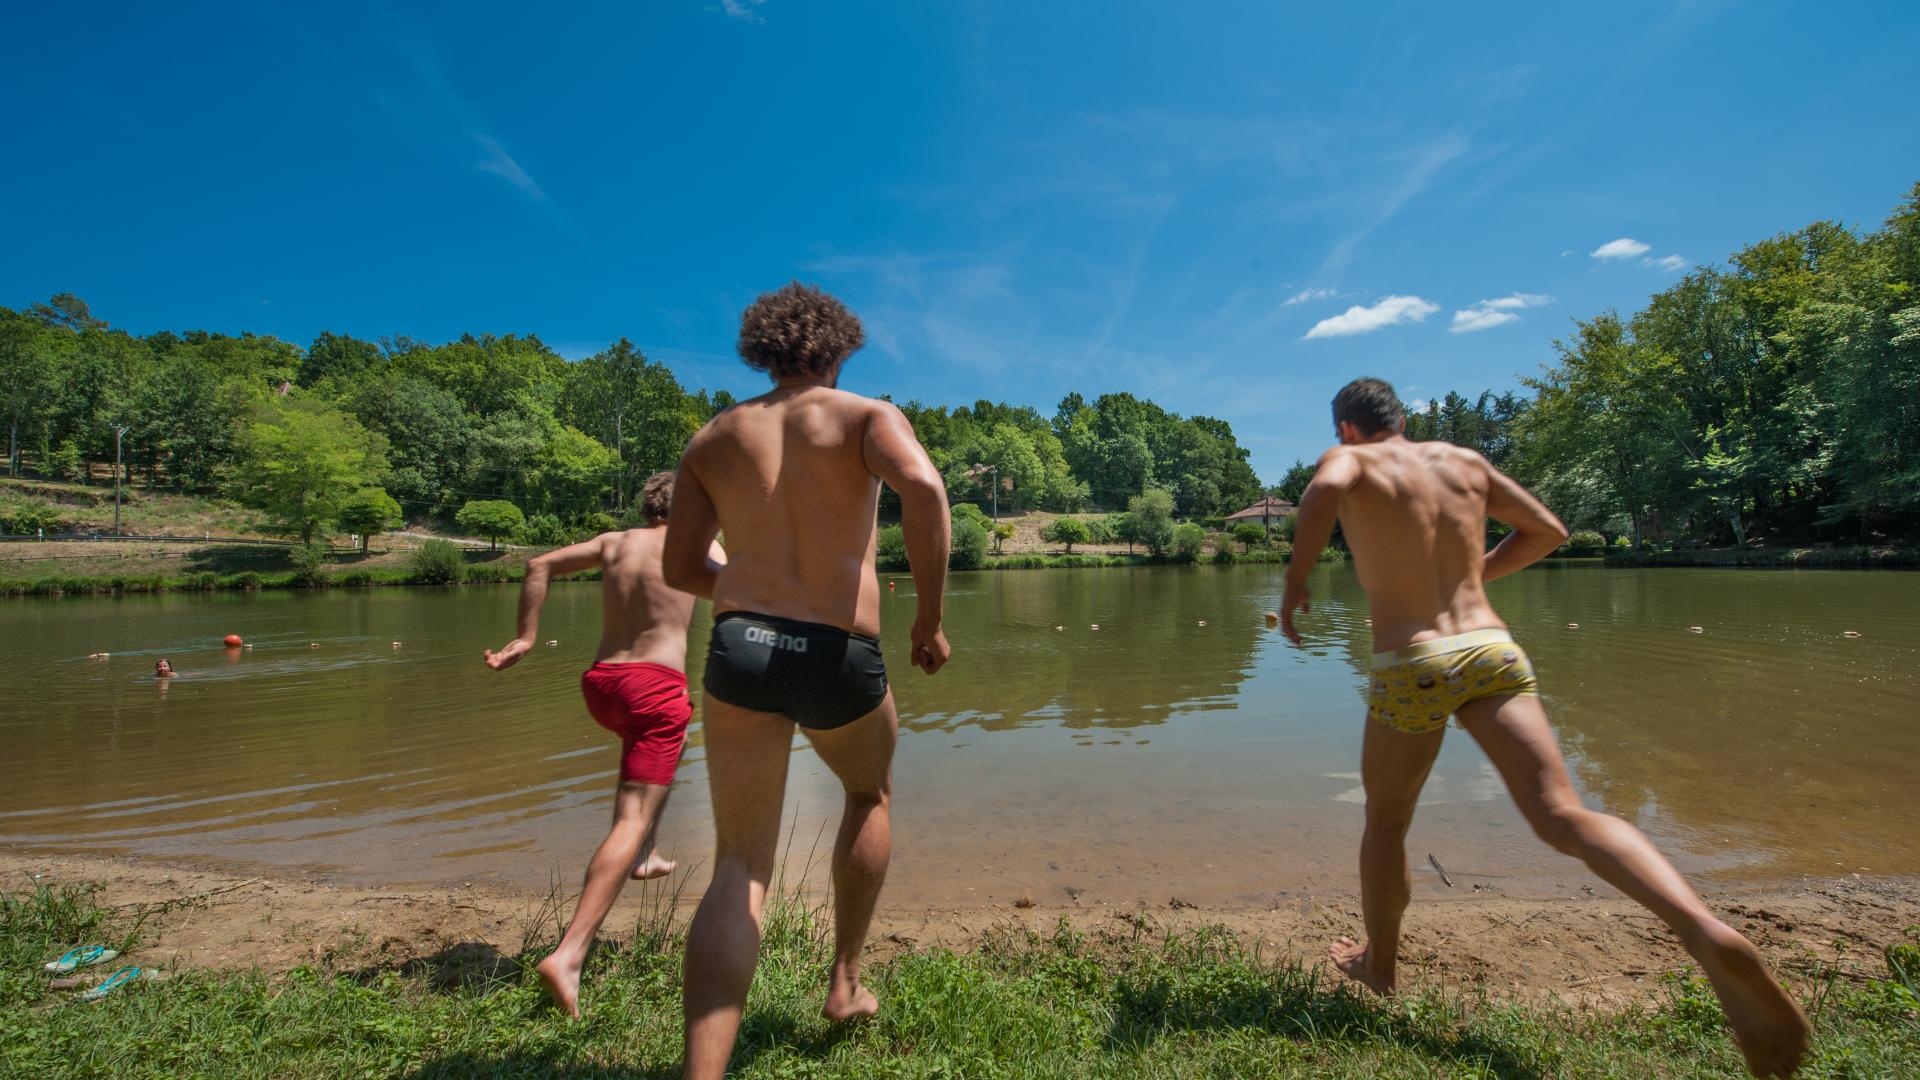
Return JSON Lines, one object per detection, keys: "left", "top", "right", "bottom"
{"left": 2, "top": 565, "right": 1916, "bottom": 908}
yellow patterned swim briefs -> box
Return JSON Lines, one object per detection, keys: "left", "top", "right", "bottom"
{"left": 1367, "top": 628, "right": 1539, "bottom": 734}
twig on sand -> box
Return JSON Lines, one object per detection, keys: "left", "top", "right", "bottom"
{"left": 1427, "top": 854, "right": 1454, "bottom": 888}
{"left": 1473, "top": 910, "right": 1546, "bottom": 936}
{"left": 1565, "top": 967, "right": 1660, "bottom": 988}
{"left": 117, "top": 877, "right": 266, "bottom": 912}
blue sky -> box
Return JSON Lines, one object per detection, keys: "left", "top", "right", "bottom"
{"left": 4, "top": 2, "right": 1916, "bottom": 478}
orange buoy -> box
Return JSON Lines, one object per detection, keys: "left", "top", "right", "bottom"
{"left": 224, "top": 634, "right": 243, "bottom": 648}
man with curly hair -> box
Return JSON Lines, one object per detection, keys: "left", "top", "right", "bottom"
{"left": 663, "top": 282, "right": 951, "bottom": 1078}
{"left": 483, "top": 470, "right": 724, "bottom": 1019}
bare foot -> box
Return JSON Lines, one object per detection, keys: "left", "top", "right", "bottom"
{"left": 1328, "top": 936, "right": 1395, "bottom": 996}
{"left": 535, "top": 953, "right": 583, "bottom": 1019}
{"left": 630, "top": 853, "right": 677, "bottom": 881}
{"left": 822, "top": 971, "right": 880, "bottom": 1023}
{"left": 1691, "top": 920, "right": 1810, "bottom": 1078}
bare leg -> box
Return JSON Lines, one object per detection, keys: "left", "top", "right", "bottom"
{"left": 1458, "top": 695, "right": 1809, "bottom": 1078}
{"left": 632, "top": 803, "right": 679, "bottom": 880}
{"left": 537, "top": 780, "right": 671, "bottom": 1018}
{"left": 799, "top": 692, "right": 899, "bottom": 1022}
{"left": 1329, "top": 719, "right": 1444, "bottom": 996}
{"left": 682, "top": 701, "right": 793, "bottom": 1080}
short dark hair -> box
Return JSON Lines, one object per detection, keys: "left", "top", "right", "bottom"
{"left": 639, "top": 471, "right": 674, "bottom": 526}
{"left": 737, "top": 282, "right": 865, "bottom": 379}
{"left": 1331, "top": 377, "right": 1404, "bottom": 436}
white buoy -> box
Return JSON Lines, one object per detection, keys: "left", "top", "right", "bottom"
{"left": 1688, "top": 626, "right": 1704, "bottom": 634}
{"left": 1090, "top": 624, "right": 1100, "bottom": 631}
{"left": 391, "top": 641, "right": 403, "bottom": 648}
{"left": 1567, "top": 623, "right": 1580, "bottom": 629}
{"left": 546, "top": 640, "right": 558, "bottom": 646}
{"left": 1054, "top": 625, "right": 1064, "bottom": 632}
{"left": 1197, "top": 620, "right": 1207, "bottom": 627}
{"left": 1843, "top": 630, "right": 1861, "bottom": 639}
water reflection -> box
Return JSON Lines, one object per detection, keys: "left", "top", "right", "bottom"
{"left": 0, "top": 566, "right": 1916, "bottom": 899}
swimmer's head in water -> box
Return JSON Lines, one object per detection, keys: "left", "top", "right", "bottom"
{"left": 737, "top": 282, "right": 865, "bottom": 382}
{"left": 1332, "top": 377, "right": 1405, "bottom": 442}
{"left": 638, "top": 471, "right": 674, "bottom": 526}
{"left": 155, "top": 659, "right": 174, "bottom": 676}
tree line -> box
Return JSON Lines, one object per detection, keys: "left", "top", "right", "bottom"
{"left": 0, "top": 302, "right": 1268, "bottom": 544}
{"left": 1267, "top": 182, "right": 1920, "bottom": 548}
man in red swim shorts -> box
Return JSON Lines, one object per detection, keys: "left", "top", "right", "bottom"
{"left": 485, "top": 470, "right": 726, "bottom": 1019}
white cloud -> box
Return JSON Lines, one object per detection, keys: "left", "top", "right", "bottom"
{"left": 1303, "top": 295, "right": 1439, "bottom": 340}
{"left": 1451, "top": 292, "right": 1552, "bottom": 334}
{"left": 721, "top": 0, "right": 767, "bottom": 23}
{"left": 474, "top": 133, "right": 545, "bottom": 201}
{"left": 1591, "top": 237, "right": 1651, "bottom": 260}
{"left": 1644, "top": 254, "right": 1687, "bottom": 272}
{"left": 1283, "top": 287, "right": 1338, "bottom": 306}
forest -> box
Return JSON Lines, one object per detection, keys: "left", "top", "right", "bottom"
{"left": 3, "top": 181, "right": 1915, "bottom": 549}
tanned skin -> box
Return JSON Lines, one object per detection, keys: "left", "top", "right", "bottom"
{"left": 663, "top": 373, "right": 950, "bottom": 1080}
{"left": 484, "top": 525, "right": 725, "bottom": 1019}
{"left": 1284, "top": 422, "right": 1810, "bottom": 1078}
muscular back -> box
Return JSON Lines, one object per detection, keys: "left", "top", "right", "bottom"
{"left": 680, "top": 386, "right": 887, "bottom": 635}
{"left": 1334, "top": 440, "right": 1504, "bottom": 650}
{"left": 596, "top": 527, "right": 700, "bottom": 667}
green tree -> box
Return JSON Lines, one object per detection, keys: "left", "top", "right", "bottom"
{"left": 1231, "top": 522, "right": 1265, "bottom": 552}
{"left": 456, "top": 499, "right": 525, "bottom": 550}
{"left": 1272, "top": 460, "right": 1317, "bottom": 504}
{"left": 338, "top": 488, "right": 402, "bottom": 553}
{"left": 1171, "top": 522, "right": 1208, "bottom": 562}
{"left": 1126, "top": 487, "right": 1176, "bottom": 556}
{"left": 991, "top": 521, "right": 1014, "bottom": 553}
{"left": 300, "top": 331, "right": 383, "bottom": 387}
{"left": 232, "top": 398, "right": 390, "bottom": 543}
{"left": 1043, "top": 517, "right": 1091, "bottom": 553}
{"left": 0, "top": 309, "right": 57, "bottom": 476}
{"left": 950, "top": 518, "right": 990, "bottom": 570}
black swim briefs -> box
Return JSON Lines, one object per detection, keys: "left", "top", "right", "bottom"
{"left": 702, "top": 611, "right": 889, "bottom": 730}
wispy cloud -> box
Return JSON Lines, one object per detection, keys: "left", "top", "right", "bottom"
{"left": 1283, "top": 287, "right": 1339, "bottom": 306}
{"left": 721, "top": 0, "right": 767, "bottom": 23}
{"left": 1644, "top": 253, "right": 1687, "bottom": 272}
{"left": 1315, "top": 134, "right": 1470, "bottom": 278}
{"left": 1303, "top": 295, "right": 1438, "bottom": 340}
{"left": 1591, "top": 237, "right": 1651, "bottom": 260}
{"left": 474, "top": 134, "right": 545, "bottom": 201}
{"left": 1451, "top": 292, "right": 1552, "bottom": 333}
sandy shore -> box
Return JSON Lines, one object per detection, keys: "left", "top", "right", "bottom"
{"left": 10, "top": 851, "right": 1914, "bottom": 1008}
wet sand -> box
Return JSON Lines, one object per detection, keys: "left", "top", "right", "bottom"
{"left": 12, "top": 851, "right": 1915, "bottom": 1009}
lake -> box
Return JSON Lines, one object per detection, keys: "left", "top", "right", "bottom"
{"left": 2, "top": 564, "right": 1916, "bottom": 908}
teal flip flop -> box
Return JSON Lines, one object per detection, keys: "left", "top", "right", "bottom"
{"left": 44, "top": 946, "right": 118, "bottom": 974}
{"left": 78, "top": 966, "right": 142, "bottom": 1002}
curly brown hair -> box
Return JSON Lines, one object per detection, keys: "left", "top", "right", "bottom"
{"left": 638, "top": 471, "right": 675, "bottom": 526}
{"left": 736, "top": 282, "right": 865, "bottom": 379}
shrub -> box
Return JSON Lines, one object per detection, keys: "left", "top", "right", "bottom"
{"left": 232, "top": 571, "right": 264, "bottom": 590}
{"left": 1613, "top": 535, "right": 1633, "bottom": 551}
{"left": 1042, "top": 518, "right": 1091, "bottom": 553}
{"left": 583, "top": 511, "right": 620, "bottom": 535}
{"left": 876, "top": 525, "right": 909, "bottom": 571}
{"left": 1230, "top": 522, "right": 1266, "bottom": 552}
{"left": 951, "top": 503, "right": 992, "bottom": 530}
{"left": 179, "top": 571, "right": 220, "bottom": 591}
{"left": 336, "top": 570, "right": 375, "bottom": 587}
{"left": 0, "top": 496, "right": 61, "bottom": 536}
{"left": 410, "top": 539, "right": 466, "bottom": 584}
{"left": 991, "top": 522, "right": 1015, "bottom": 553}
{"left": 520, "top": 513, "right": 574, "bottom": 547}
{"left": 950, "top": 519, "right": 990, "bottom": 570}
{"left": 465, "top": 561, "right": 519, "bottom": 584}
{"left": 287, "top": 541, "right": 331, "bottom": 586}
{"left": 1171, "top": 523, "right": 1208, "bottom": 563}
{"left": 1563, "top": 529, "right": 1606, "bottom": 557}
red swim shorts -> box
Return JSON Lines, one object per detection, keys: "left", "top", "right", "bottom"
{"left": 580, "top": 662, "right": 692, "bottom": 786}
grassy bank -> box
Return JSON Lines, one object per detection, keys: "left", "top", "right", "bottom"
{"left": 1606, "top": 546, "right": 1919, "bottom": 569}
{"left": 4, "top": 882, "right": 1917, "bottom": 1078}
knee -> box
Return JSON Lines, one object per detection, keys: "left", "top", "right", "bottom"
{"left": 1362, "top": 800, "right": 1417, "bottom": 840}
{"left": 1527, "top": 803, "right": 1588, "bottom": 855}
{"left": 843, "top": 783, "right": 890, "bottom": 810}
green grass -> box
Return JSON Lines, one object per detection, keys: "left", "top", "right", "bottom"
{"left": 0, "top": 477, "right": 273, "bottom": 538}
{"left": 3, "top": 882, "right": 1916, "bottom": 1078}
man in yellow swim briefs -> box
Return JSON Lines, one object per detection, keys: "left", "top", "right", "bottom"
{"left": 1283, "top": 377, "right": 1808, "bottom": 1078}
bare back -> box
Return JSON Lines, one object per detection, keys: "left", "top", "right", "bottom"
{"left": 1333, "top": 440, "right": 1503, "bottom": 651}
{"left": 595, "top": 527, "right": 699, "bottom": 667}
{"left": 680, "top": 386, "right": 887, "bottom": 636}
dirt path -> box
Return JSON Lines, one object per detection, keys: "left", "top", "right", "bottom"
{"left": 11, "top": 853, "right": 1912, "bottom": 1007}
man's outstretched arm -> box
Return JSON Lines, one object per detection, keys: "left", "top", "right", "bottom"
{"left": 661, "top": 457, "right": 727, "bottom": 600}
{"left": 1281, "top": 448, "right": 1361, "bottom": 646}
{"left": 864, "top": 403, "right": 951, "bottom": 674}
{"left": 485, "top": 536, "right": 607, "bottom": 669}
{"left": 1481, "top": 456, "right": 1569, "bottom": 581}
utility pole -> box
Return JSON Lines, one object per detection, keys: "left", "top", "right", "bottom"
{"left": 113, "top": 425, "right": 128, "bottom": 536}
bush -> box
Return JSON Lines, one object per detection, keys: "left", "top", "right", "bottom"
{"left": 0, "top": 496, "right": 61, "bottom": 536}
{"left": 1613, "top": 535, "right": 1633, "bottom": 551}
{"left": 1042, "top": 517, "right": 1091, "bottom": 553}
{"left": 1563, "top": 529, "right": 1606, "bottom": 556}
{"left": 1230, "top": 522, "right": 1266, "bottom": 552}
{"left": 991, "top": 522, "right": 1015, "bottom": 553}
{"left": 179, "top": 571, "right": 220, "bottom": 591}
{"left": 410, "top": 539, "right": 466, "bottom": 584}
{"left": 287, "top": 541, "right": 331, "bottom": 586}
{"left": 520, "top": 513, "right": 574, "bottom": 547}
{"left": 876, "top": 525, "right": 909, "bottom": 571}
{"left": 950, "top": 519, "right": 990, "bottom": 570}
{"left": 336, "top": 570, "right": 375, "bottom": 587}
{"left": 583, "top": 511, "right": 620, "bottom": 535}
{"left": 951, "top": 503, "right": 992, "bottom": 531}
{"left": 1171, "top": 523, "right": 1208, "bottom": 563}
{"left": 232, "top": 571, "right": 264, "bottom": 590}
